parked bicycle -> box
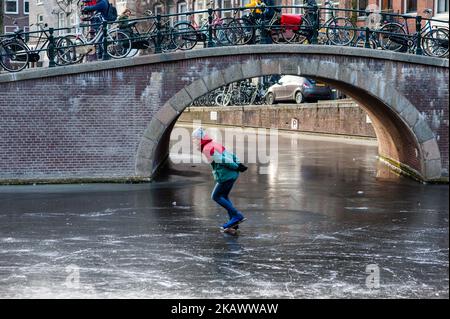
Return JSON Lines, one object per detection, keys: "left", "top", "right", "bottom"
{"left": 56, "top": 13, "right": 132, "bottom": 64}
{"left": 273, "top": 11, "right": 314, "bottom": 44}
{"left": 0, "top": 33, "right": 29, "bottom": 72}
{"left": 379, "top": 8, "right": 449, "bottom": 57}
{"left": 171, "top": 1, "right": 231, "bottom": 50}
{"left": 224, "top": 6, "right": 286, "bottom": 45}
{"left": 119, "top": 10, "right": 177, "bottom": 57}
{"left": 320, "top": 1, "right": 356, "bottom": 46}
{"left": 0, "top": 24, "right": 72, "bottom": 72}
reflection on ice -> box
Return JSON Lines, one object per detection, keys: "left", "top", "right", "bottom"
{"left": 0, "top": 126, "right": 447, "bottom": 298}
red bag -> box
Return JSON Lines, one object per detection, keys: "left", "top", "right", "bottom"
{"left": 281, "top": 14, "right": 303, "bottom": 31}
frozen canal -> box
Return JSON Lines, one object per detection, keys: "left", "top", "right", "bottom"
{"left": 0, "top": 126, "right": 448, "bottom": 298}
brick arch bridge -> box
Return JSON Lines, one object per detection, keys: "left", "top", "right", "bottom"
{"left": 0, "top": 45, "right": 448, "bottom": 183}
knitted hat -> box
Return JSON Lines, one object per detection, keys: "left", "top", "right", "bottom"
{"left": 192, "top": 127, "right": 206, "bottom": 140}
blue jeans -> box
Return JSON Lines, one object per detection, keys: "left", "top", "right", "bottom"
{"left": 211, "top": 178, "right": 238, "bottom": 218}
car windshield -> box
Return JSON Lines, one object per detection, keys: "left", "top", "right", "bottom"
{"left": 280, "top": 75, "right": 303, "bottom": 84}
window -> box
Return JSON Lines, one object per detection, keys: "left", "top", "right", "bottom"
{"left": 36, "top": 14, "right": 44, "bottom": 24}
{"left": 436, "top": 0, "right": 449, "bottom": 14}
{"left": 5, "top": 0, "right": 19, "bottom": 14}
{"left": 24, "top": 0, "right": 29, "bottom": 14}
{"left": 357, "top": 0, "right": 369, "bottom": 16}
{"left": 293, "top": 0, "right": 303, "bottom": 14}
{"left": 178, "top": 1, "right": 187, "bottom": 13}
{"left": 4, "top": 25, "right": 19, "bottom": 33}
{"left": 169, "top": 3, "right": 176, "bottom": 25}
{"left": 70, "top": 12, "right": 78, "bottom": 28}
{"left": 222, "top": 0, "right": 232, "bottom": 8}
{"left": 154, "top": 3, "right": 163, "bottom": 15}
{"left": 404, "top": 0, "right": 417, "bottom": 13}
{"left": 379, "top": 0, "right": 392, "bottom": 12}
{"left": 194, "top": 0, "right": 205, "bottom": 24}
{"left": 58, "top": 12, "right": 66, "bottom": 35}
{"left": 222, "top": 0, "right": 232, "bottom": 17}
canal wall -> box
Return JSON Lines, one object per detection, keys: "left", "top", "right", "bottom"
{"left": 178, "top": 100, "right": 377, "bottom": 139}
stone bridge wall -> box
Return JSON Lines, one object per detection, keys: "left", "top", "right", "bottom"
{"left": 0, "top": 45, "right": 447, "bottom": 183}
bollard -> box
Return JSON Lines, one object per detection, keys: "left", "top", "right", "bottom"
{"left": 415, "top": 15, "right": 423, "bottom": 55}
{"left": 48, "top": 28, "right": 56, "bottom": 67}
{"left": 155, "top": 14, "right": 162, "bottom": 54}
{"left": 207, "top": 8, "right": 214, "bottom": 47}
{"left": 102, "top": 21, "right": 109, "bottom": 60}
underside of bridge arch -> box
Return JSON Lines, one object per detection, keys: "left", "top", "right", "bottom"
{"left": 312, "top": 76, "right": 424, "bottom": 179}
{"left": 136, "top": 57, "right": 443, "bottom": 183}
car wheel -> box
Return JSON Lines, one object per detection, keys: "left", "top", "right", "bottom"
{"left": 295, "top": 92, "right": 304, "bottom": 104}
{"left": 266, "top": 93, "right": 275, "bottom": 105}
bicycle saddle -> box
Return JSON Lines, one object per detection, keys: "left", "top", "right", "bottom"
{"left": 423, "top": 8, "right": 432, "bottom": 14}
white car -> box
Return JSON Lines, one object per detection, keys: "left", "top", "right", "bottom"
{"left": 265, "top": 75, "right": 333, "bottom": 104}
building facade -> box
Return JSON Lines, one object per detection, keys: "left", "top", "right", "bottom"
{"left": 28, "top": 0, "right": 119, "bottom": 34}
{"left": 24, "top": 1, "right": 448, "bottom": 31}
{"left": 1, "top": 0, "right": 29, "bottom": 35}
{"left": 343, "top": 0, "right": 448, "bottom": 27}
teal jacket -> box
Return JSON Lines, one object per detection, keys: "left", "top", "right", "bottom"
{"left": 210, "top": 149, "right": 240, "bottom": 183}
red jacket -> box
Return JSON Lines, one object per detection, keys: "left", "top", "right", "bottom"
{"left": 200, "top": 135, "right": 225, "bottom": 162}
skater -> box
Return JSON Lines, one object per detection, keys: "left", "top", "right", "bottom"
{"left": 192, "top": 128, "right": 248, "bottom": 230}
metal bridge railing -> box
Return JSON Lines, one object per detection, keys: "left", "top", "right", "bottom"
{"left": 0, "top": 4, "right": 448, "bottom": 74}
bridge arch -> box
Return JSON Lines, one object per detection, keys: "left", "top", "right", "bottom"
{"left": 0, "top": 45, "right": 447, "bottom": 184}
{"left": 137, "top": 51, "right": 444, "bottom": 182}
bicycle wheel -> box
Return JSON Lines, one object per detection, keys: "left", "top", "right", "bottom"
{"left": 148, "top": 31, "right": 173, "bottom": 53}
{"left": 355, "top": 37, "right": 378, "bottom": 49}
{"left": 106, "top": 30, "right": 132, "bottom": 59}
{"left": 270, "top": 23, "right": 289, "bottom": 44}
{"left": 422, "top": 28, "right": 449, "bottom": 58}
{"left": 224, "top": 19, "right": 242, "bottom": 45}
{"left": 55, "top": 35, "right": 86, "bottom": 65}
{"left": 295, "top": 17, "right": 314, "bottom": 44}
{"left": 0, "top": 41, "right": 29, "bottom": 72}
{"left": 225, "top": 18, "right": 254, "bottom": 45}
{"left": 326, "top": 17, "right": 356, "bottom": 46}
{"left": 379, "top": 23, "right": 408, "bottom": 52}
{"left": 171, "top": 22, "right": 197, "bottom": 51}
{"left": 215, "top": 93, "right": 230, "bottom": 106}
{"left": 272, "top": 17, "right": 298, "bottom": 44}
{"left": 142, "top": 36, "right": 156, "bottom": 54}
{"left": 213, "top": 18, "right": 233, "bottom": 46}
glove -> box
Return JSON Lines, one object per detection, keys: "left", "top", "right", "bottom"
{"left": 237, "top": 163, "right": 248, "bottom": 172}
